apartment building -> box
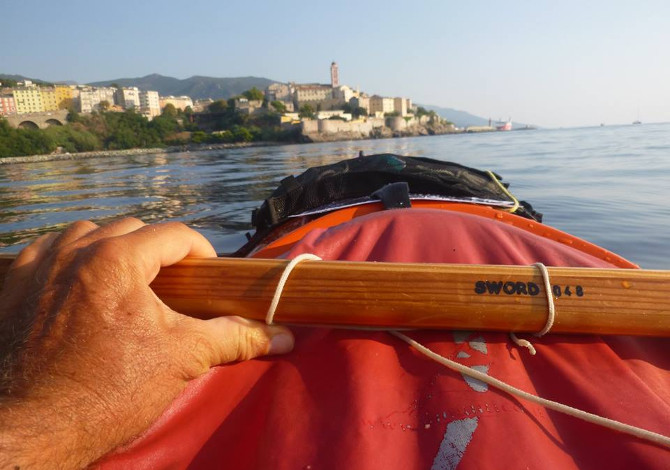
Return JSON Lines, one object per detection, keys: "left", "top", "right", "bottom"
{"left": 0, "top": 93, "right": 16, "bottom": 115}
{"left": 116, "top": 87, "right": 141, "bottom": 109}
{"left": 369, "top": 95, "right": 395, "bottom": 116}
{"left": 139, "top": 90, "right": 160, "bottom": 118}
{"left": 13, "top": 85, "right": 44, "bottom": 114}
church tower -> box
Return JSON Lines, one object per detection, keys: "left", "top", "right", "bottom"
{"left": 330, "top": 62, "right": 339, "bottom": 88}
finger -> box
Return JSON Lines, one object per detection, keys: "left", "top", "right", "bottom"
{"left": 2, "top": 232, "right": 59, "bottom": 303}
{"left": 11, "top": 232, "right": 59, "bottom": 271}
{"left": 76, "top": 217, "right": 145, "bottom": 245}
{"left": 51, "top": 221, "right": 100, "bottom": 250}
{"left": 99, "top": 222, "right": 216, "bottom": 283}
{"left": 182, "top": 316, "right": 294, "bottom": 373}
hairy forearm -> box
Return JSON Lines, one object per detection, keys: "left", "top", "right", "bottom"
{"left": 0, "top": 396, "right": 100, "bottom": 470}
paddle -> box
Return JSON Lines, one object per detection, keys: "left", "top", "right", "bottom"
{"left": 1, "top": 254, "right": 668, "bottom": 336}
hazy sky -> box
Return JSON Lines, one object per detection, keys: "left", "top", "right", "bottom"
{"left": 3, "top": 0, "right": 669, "bottom": 128}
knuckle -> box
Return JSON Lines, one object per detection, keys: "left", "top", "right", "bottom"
{"left": 234, "top": 325, "right": 270, "bottom": 361}
{"left": 88, "top": 238, "right": 125, "bottom": 262}
{"left": 119, "top": 216, "right": 145, "bottom": 228}
{"left": 157, "top": 221, "right": 189, "bottom": 233}
{"left": 69, "top": 220, "right": 98, "bottom": 232}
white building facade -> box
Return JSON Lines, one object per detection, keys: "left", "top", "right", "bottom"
{"left": 140, "top": 90, "right": 160, "bottom": 118}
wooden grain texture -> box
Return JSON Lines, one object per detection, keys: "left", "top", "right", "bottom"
{"left": 1, "top": 254, "right": 668, "bottom": 336}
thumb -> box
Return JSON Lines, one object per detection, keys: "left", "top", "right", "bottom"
{"left": 184, "top": 316, "right": 295, "bottom": 370}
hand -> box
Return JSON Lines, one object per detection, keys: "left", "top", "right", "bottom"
{"left": 0, "top": 218, "right": 294, "bottom": 469}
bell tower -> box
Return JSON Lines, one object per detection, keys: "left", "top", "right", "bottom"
{"left": 330, "top": 62, "right": 339, "bottom": 88}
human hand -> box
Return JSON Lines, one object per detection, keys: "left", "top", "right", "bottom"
{"left": 0, "top": 218, "right": 294, "bottom": 469}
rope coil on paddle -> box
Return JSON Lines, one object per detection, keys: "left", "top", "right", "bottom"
{"left": 265, "top": 253, "right": 323, "bottom": 325}
{"left": 510, "top": 262, "right": 556, "bottom": 355}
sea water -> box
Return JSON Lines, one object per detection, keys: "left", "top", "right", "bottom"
{"left": 1, "top": 123, "right": 668, "bottom": 268}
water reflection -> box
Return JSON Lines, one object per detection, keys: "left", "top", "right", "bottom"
{"left": 1, "top": 126, "right": 669, "bottom": 268}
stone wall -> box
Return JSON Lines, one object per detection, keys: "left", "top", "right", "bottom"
{"left": 301, "top": 115, "right": 455, "bottom": 142}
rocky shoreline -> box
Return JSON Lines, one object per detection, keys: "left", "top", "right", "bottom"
{"left": 0, "top": 123, "right": 462, "bottom": 165}
{"left": 0, "top": 142, "right": 281, "bottom": 165}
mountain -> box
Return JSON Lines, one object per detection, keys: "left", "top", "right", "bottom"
{"left": 0, "top": 73, "right": 53, "bottom": 85}
{"left": 88, "top": 74, "right": 277, "bottom": 100}
{"left": 418, "top": 104, "right": 489, "bottom": 128}
{"left": 420, "top": 104, "right": 532, "bottom": 129}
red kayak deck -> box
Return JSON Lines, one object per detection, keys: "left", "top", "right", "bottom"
{"left": 99, "top": 208, "right": 669, "bottom": 469}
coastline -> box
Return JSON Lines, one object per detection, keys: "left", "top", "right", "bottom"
{"left": 0, "top": 130, "right": 459, "bottom": 165}
{"left": 0, "top": 141, "right": 282, "bottom": 165}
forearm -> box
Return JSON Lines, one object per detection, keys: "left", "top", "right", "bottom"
{"left": 0, "top": 397, "right": 103, "bottom": 470}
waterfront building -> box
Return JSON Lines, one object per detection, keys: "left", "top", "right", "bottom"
{"left": 0, "top": 93, "right": 16, "bottom": 115}
{"left": 77, "top": 89, "right": 96, "bottom": 113}
{"left": 330, "top": 62, "right": 339, "bottom": 88}
{"left": 332, "top": 85, "right": 354, "bottom": 104}
{"left": 265, "top": 83, "right": 291, "bottom": 102}
{"left": 350, "top": 95, "right": 370, "bottom": 114}
{"left": 41, "top": 87, "right": 59, "bottom": 111}
{"left": 78, "top": 88, "right": 95, "bottom": 113}
{"left": 116, "top": 87, "right": 141, "bottom": 110}
{"left": 98, "top": 88, "right": 116, "bottom": 108}
{"left": 159, "top": 95, "right": 194, "bottom": 111}
{"left": 13, "top": 85, "right": 44, "bottom": 114}
{"left": 293, "top": 84, "right": 336, "bottom": 112}
{"left": 369, "top": 95, "right": 395, "bottom": 116}
{"left": 54, "top": 85, "right": 74, "bottom": 109}
{"left": 77, "top": 87, "right": 114, "bottom": 113}
{"left": 139, "top": 90, "right": 160, "bottom": 118}
{"left": 233, "top": 98, "right": 263, "bottom": 115}
{"left": 393, "top": 97, "right": 408, "bottom": 117}
{"left": 294, "top": 84, "right": 333, "bottom": 105}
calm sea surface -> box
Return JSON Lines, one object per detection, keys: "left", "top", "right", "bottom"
{"left": 1, "top": 123, "right": 669, "bottom": 268}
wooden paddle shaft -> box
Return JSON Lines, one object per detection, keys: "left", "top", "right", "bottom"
{"left": 1, "top": 255, "right": 668, "bottom": 336}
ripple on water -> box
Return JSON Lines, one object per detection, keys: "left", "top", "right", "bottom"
{"left": 1, "top": 125, "right": 669, "bottom": 268}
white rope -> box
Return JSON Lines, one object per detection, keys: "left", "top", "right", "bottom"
{"left": 510, "top": 262, "right": 555, "bottom": 355}
{"left": 391, "top": 330, "right": 670, "bottom": 449}
{"left": 265, "top": 253, "right": 322, "bottom": 325}
{"left": 263, "top": 254, "right": 670, "bottom": 448}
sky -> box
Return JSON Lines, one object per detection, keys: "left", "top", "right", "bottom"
{"left": 3, "top": 0, "right": 669, "bottom": 128}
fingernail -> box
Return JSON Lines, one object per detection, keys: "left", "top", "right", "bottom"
{"left": 268, "top": 332, "right": 294, "bottom": 355}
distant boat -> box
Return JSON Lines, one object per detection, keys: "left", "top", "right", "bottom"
{"left": 496, "top": 118, "right": 512, "bottom": 131}
{"left": 633, "top": 110, "right": 641, "bottom": 125}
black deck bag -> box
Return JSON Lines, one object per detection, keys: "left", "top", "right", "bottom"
{"left": 235, "top": 153, "right": 542, "bottom": 256}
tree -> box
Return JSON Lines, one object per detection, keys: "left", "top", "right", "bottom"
{"left": 66, "top": 108, "right": 81, "bottom": 123}
{"left": 162, "top": 103, "right": 178, "bottom": 118}
{"left": 231, "top": 125, "right": 253, "bottom": 142}
{"left": 270, "top": 100, "right": 287, "bottom": 113}
{"left": 299, "top": 104, "right": 315, "bottom": 119}
{"left": 208, "top": 100, "right": 228, "bottom": 113}
{"left": 242, "top": 87, "right": 264, "bottom": 101}
{"left": 353, "top": 107, "right": 368, "bottom": 118}
{"left": 98, "top": 100, "right": 110, "bottom": 112}
{"left": 416, "top": 106, "right": 429, "bottom": 117}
